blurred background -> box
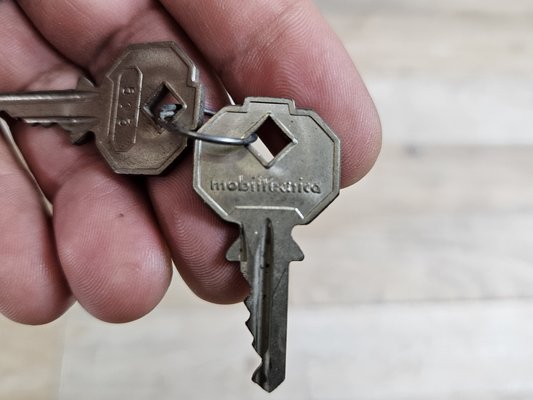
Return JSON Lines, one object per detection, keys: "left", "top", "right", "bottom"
{"left": 2, "top": 0, "right": 533, "bottom": 399}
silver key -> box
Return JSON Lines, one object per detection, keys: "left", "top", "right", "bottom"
{"left": 0, "top": 42, "right": 203, "bottom": 174}
{"left": 194, "top": 98, "right": 341, "bottom": 391}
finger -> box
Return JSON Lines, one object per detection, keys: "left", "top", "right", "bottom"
{"left": 154, "top": 0, "right": 382, "bottom": 302}
{"left": 160, "top": 0, "right": 382, "bottom": 187}
{"left": 2, "top": 3, "right": 172, "bottom": 322}
{"left": 16, "top": 0, "right": 247, "bottom": 303}
{"left": 15, "top": 0, "right": 381, "bottom": 307}
{"left": 0, "top": 124, "right": 73, "bottom": 325}
{"left": 148, "top": 153, "right": 250, "bottom": 303}
{"left": 0, "top": 2, "right": 72, "bottom": 325}
{"left": 16, "top": 0, "right": 228, "bottom": 110}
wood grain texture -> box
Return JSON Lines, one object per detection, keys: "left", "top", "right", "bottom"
{"left": 2, "top": 0, "right": 533, "bottom": 398}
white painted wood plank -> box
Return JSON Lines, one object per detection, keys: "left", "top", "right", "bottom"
{"left": 292, "top": 146, "right": 533, "bottom": 305}
{"left": 0, "top": 317, "right": 65, "bottom": 400}
{"left": 58, "top": 300, "right": 533, "bottom": 400}
{"left": 316, "top": 0, "right": 533, "bottom": 145}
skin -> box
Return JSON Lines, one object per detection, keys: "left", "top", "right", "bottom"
{"left": 0, "top": 0, "right": 381, "bottom": 325}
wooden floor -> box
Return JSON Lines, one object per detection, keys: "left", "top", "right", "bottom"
{"left": 2, "top": 1, "right": 533, "bottom": 399}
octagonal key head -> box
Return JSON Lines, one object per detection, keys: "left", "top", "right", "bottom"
{"left": 95, "top": 41, "right": 203, "bottom": 174}
{"left": 0, "top": 41, "right": 203, "bottom": 175}
{"left": 193, "top": 97, "right": 340, "bottom": 225}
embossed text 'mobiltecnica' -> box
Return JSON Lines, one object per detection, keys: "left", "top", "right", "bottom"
{"left": 210, "top": 176, "right": 322, "bottom": 194}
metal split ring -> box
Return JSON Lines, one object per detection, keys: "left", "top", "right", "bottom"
{"left": 158, "top": 104, "right": 257, "bottom": 146}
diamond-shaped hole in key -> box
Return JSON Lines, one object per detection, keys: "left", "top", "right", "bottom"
{"left": 144, "top": 83, "right": 184, "bottom": 123}
{"left": 248, "top": 117, "right": 293, "bottom": 166}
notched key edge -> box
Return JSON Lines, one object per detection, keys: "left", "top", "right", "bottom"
{"left": 236, "top": 216, "right": 305, "bottom": 392}
{"left": 0, "top": 75, "right": 101, "bottom": 144}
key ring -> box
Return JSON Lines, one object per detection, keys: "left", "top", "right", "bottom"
{"left": 157, "top": 104, "right": 258, "bottom": 146}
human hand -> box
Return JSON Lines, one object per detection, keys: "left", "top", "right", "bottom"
{"left": 0, "top": 0, "right": 381, "bottom": 324}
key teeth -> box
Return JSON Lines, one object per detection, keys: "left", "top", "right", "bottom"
{"left": 245, "top": 296, "right": 285, "bottom": 392}
{"left": 244, "top": 297, "right": 256, "bottom": 345}
{"left": 61, "top": 125, "right": 94, "bottom": 144}
{"left": 67, "top": 129, "right": 91, "bottom": 144}
{"left": 283, "top": 231, "right": 304, "bottom": 262}
{"left": 252, "top": 367, "right": 285, "bottom": 393}
{"left": 244, "top": 297, "right": 259, "bottom": 361}
{"left": 76, "top": 76, "right": 96, "bottom": 90}
{"left": 290, "top": 240, "right": 305, "bottom": 262}
{"left": 226, "top": 238, "right": 241, "bottom": 262}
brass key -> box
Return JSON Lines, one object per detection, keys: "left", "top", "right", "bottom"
{"left": 0, "top": 41, "right": 203, "bottom": 174}
{"left": 194, "top": 98, "right": 341, "bottom": 391}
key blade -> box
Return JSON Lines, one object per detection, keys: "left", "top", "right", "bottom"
{"left": 0, "top": 90, "right": 99, "bottom": 116}
{"left": 0, "top": 90, "right": 100, "bottom": 143}
{"left": 239, "top": 214, "right": 302, "bottom": 392}
{"left": 226, "top": 236, "right": 242, "bottom": 262}
{"left": 243, "top": 218, "right": 286, "bottom": 392}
